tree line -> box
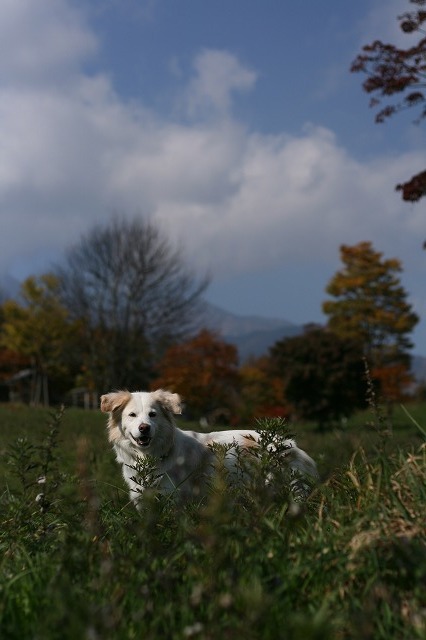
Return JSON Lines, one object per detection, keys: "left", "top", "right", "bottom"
{"left": 0, "top": 217, "right": 420, "bottom": 428}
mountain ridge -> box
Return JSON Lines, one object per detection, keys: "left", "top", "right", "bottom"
{"left": 201, "top": 302, "right": 426, "bottom": 383}
{"left": 199, "top": 302, "right": 299, "bottom": 337}
{"left": 200, "top": 302, "right": 304, "bottom": 360}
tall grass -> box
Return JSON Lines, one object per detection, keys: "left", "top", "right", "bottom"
{"left": 0, "top": 404, "right": 425, "bottom": 639}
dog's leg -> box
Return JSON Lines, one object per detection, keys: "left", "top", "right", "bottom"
{"left": 285, "top": 446, "right": 318, "bottom": 479}
{"left": 283, "top": 446, "right": 319, "bottom": 500}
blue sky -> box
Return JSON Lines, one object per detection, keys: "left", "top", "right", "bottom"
{"left": 1, "top": 0, "right": 426, "bottom": 353}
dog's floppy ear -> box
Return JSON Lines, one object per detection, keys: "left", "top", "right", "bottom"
{"left": 100, "top": 391, "right": 132, "bottom": 413}
{"left": 152, "top": 389, "right": 182, "bottom": 415}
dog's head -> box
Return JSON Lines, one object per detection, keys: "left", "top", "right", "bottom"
{"left": 100, "top": 389, "right": 182, "bottom": 457}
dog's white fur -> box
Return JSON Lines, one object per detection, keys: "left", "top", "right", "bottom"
{"left": 100, "top": 389, "right": 318, "bottom": 507}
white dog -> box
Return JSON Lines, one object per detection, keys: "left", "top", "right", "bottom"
{"left": 101, "top": 389, "right": 318, "bottom": 508}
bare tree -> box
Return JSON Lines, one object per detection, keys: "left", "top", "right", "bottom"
{"left": 56, "top": 216, "right": 208, "bottom": 391}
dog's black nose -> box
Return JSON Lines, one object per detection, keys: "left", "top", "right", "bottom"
{"left": 138, "top": 423, "right": 150, "bottom": 434}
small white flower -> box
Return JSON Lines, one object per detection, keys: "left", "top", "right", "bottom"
{"left": 35, "top": 493, "right": 44, "bottom": 503}
{"left": 183, "top": 622, "right": 203, "bottom": 637}
{"left": 37, "top": 476, "right": 46, "bottom": 484}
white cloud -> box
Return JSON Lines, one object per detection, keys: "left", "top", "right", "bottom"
{"left": 0, "top": 0, "right": 97, "bottom": 84}
{"left": 359, "top": 0, "right": 418, "bottom": 47}
{"left": 184, "top": 49, "right": 257, "bottom": 117}
{"left": 153, "top": 126, "right": 426, "bottom": 276}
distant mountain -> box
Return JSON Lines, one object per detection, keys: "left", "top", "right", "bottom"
{"left": 412, "top": 355, "right": 426, "bottom": 384}
{"left": 199, "top": 302, "right": 304, "bottom": 360}
{"left": 226, "top": 325, "right": 304, "bottom": 360}
{"left": 200, "top": 303, "right": 426, "bottom": 381}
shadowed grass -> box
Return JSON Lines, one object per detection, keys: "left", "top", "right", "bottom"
{"left": 0, "top": 403, "right": 425, "bottom": 639}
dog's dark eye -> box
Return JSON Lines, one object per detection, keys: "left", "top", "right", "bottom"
{"left": 148, "top": 410, "right": 157, "bottom": 418}
{"left": 128, "top": 412, "right": 137, "bottom": 418}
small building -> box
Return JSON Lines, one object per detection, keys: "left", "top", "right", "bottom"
{"left": 68, "top": 387, "right": 98, "bottom": 410}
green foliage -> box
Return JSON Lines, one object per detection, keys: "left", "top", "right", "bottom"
{"left": 0, "top": 405, "right": 425, "bottom": 639}
{"left": 270, "top": 327, "right": 366, "bottom": 429}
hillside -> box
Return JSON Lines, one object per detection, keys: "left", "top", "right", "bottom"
{"left": 412, "top": 355, "right": 426, "bottom": 383}
{"left": 201, "top": 302, "right": 426, "bottom": 380}
{"left": 200, "top": 302, "right": 304, "bottom": 360}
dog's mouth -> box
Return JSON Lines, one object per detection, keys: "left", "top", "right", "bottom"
{"left": 131, "top": 434, "right": 152, "bottom": 448}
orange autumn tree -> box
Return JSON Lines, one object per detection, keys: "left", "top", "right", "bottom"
{"left": 152, "top": 329, "right": 240, "bottom": 420}
{"left": 323, "top": 242, "right": 419, "bottom": 400}
{"left": 239, "top": 356, "right": 287, "bottom": 422}
{"left": 373, "top": 363, "right": 414, "bottom": 403}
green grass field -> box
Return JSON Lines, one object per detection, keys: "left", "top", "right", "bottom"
{"left": 0, "top": 402, "right": 425, "bottom": 639}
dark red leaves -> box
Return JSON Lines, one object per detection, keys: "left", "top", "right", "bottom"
{"left": 375, "top": 106, "right": 396, "bottom": 123}
{"left": 396, "top": 170, "right": 426, "bottom": 201}
{"left": 351, "top": 4, "right": 426, "bottom": 203}
{"left": 405, "top": 91, "right": 424, "bottom": 104}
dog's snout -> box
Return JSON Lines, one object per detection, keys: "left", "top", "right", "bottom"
{"left": 138, "top": 423, "right": 151, "bottom": 434}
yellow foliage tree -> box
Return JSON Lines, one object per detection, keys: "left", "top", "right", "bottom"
{"left": 1, "top": 274, "right": 79, "bottom": 404}
{"left": 323, "top": 242, "right": 419, "bottom": 400}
